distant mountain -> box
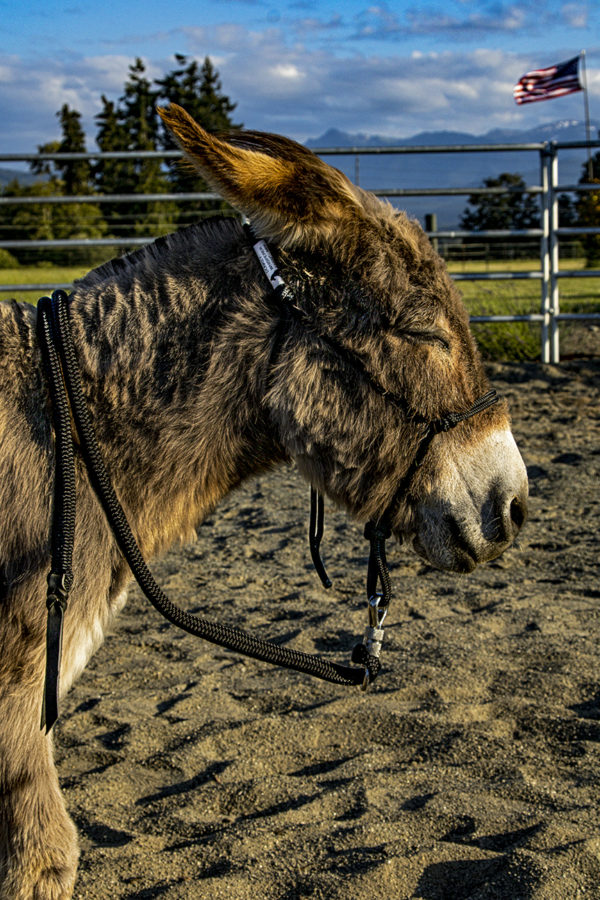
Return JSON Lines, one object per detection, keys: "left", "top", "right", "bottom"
{"left": 307, "top": 120, "right": 599, "bottom": 227}
{"left": 0, "top": 167, "right": 42, "bottom": 187}
{"left": 307, "top": 119, "right": 599, "bottom": 149}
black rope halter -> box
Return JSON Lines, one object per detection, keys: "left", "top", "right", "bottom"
{"left": 36, "top": 229, "right": 499, "bottom": 731}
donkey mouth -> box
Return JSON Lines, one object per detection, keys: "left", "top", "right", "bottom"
{"left": 411, "top": 504, "right": 525, "bottom": 573}
{"left": 412, "top": 533, "right": 478, "bottom": 574}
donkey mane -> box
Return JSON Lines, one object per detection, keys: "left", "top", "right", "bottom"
{"left": 75, "top": 216, "right": 241, "bottom": 295}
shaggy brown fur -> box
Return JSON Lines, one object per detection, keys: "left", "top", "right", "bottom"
{"left": 0, "top": 105, "right": 527, "bottom": 898}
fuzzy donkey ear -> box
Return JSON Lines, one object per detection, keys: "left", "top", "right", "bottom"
{"left": 157, "top": 104, "right": 364, "bottom": 248}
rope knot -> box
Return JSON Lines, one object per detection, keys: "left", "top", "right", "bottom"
{"left": 46, "top": 571, "right": 72, "bottom": 611}
{"left": 432, "top": 413, "right": 462, "bottom": 433}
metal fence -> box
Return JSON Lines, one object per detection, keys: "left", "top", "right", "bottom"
{"left": 1, "top": 139, "right": 599, "bottom": 363}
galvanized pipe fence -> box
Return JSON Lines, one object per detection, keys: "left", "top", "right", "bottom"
{"left": 0, "top": 139, "right": 599, "bottom": 363}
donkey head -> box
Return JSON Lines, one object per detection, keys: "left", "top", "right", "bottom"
{"left": 158, "top": 105, "right": 528, "bottom": 574}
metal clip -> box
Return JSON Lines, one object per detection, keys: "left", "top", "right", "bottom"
{"left": 361, "top": 593, "right": 387, "bottom": 691}
{"left": 368, "top": 593, "right": 388, "bottom": 628}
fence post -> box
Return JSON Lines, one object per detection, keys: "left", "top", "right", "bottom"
{"left": 540, "top": 146, "right": 552, "bottom": 364}
{"left": 548, "top": 143, "right": 560, "bottom": 364}
{"left": 425, "top": 213, "right": 438, "bottom": 253}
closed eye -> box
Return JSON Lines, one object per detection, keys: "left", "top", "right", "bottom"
{"left": 398, "top": 330, "right": 451, "bottom": 352}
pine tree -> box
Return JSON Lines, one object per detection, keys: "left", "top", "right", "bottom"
{"left": 55, "top": 105, "right": 92, "bottom": 195}
{"left": 196, "top": 57, "right": 240, "bottom": 133}
{"left": 461, "top": 173, "right": 540, "bottom": 231}
{"left": 29, "top": 141, "right": 60, "bottom": 179}
{"left": 21, "top": 105, "right": 105, "bottom": 264}
{"left": 122, "top": 59, "right": 173, "bottom": 234}
{"left": 155, "top": 55, "right": 240, "bottom": 219}
{"left": 95, "top": 95, "right": 132, "bottom": 196}
{"left": 31, "top": 105, "right": 92, "bottom": 195}
{"left": 95, "top": 94, "right": 136, "bottom": 238}
{"left": 120, "top": 60, "right": 159, "bottom": 154}
{"left": 98, "top": 60, "right": 174, "bottom": 236}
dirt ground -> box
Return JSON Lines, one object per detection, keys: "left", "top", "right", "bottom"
{"left": 56, "top": 357, "right": 600, "bottom": 900}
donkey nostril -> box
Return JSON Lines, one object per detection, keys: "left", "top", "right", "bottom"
{"left": 510, "top": 496, "right": 527, "bottom": 531}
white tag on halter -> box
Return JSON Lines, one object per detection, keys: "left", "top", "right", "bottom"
{"left": 252, "top": 238, "right": 285, "bottom": 291}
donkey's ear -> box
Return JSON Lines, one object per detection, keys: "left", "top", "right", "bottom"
{"left": 157, "top": 104, "right": 364, "bottom": 247}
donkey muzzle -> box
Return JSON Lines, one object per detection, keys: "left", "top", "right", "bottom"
{"left": 411, "top": 426, "right": 529, "bottom": 573}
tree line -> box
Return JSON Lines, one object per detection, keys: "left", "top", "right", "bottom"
{"left": 0, "top": 55, "right": 240, "bottom": 265}
{"left": 1, "top": 54, "right": 598, "bottom": 267}
{"left": 459, "top": 163, "right": 599, "bottom": 266}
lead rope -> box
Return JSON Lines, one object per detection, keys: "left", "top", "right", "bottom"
{"left": 37, "top": 297, "right": 76, "bottom": 730}
{"left": 37, "top": 290, "right": 379, "bottom": 732}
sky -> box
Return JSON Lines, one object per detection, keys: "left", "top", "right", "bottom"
{"left": 0, "top": 0, "right": 597, "bottom": 155}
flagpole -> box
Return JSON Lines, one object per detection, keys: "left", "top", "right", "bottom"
{"left": 580, "top": 49, "right": 593, "bottom": 181}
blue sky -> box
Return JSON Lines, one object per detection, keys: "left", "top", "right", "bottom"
{"left": 0, "top": 0, "right": 597, "bottom": 153}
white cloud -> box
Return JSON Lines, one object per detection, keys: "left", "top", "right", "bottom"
{"left": 561, "top": 2, "right": 588, "bottom": 27}
{"left": 0, "top": 37, "right": 596, "bottom": 155}
{"left": 271, "top": 63, "right": 304, "bottom": 81}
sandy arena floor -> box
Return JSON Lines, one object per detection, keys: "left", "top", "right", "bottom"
{"left": 56, "top": 359, "right": 600, "bottom": 900}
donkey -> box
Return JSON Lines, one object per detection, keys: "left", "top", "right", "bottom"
{"left": 0, "top": 104, "right": 528, "bottom": 899}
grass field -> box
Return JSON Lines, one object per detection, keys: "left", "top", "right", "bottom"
{"left": 1, "top": 259, "right": 598, "bottom": 360}
{"left": 450, "top": 259, "right": 600, "bottom": 359}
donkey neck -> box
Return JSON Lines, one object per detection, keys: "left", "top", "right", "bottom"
{"left": 67, "top": 219, "right": 287, "bottom": 558}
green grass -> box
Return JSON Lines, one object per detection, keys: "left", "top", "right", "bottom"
{"left": 0, "top": 266, "right": 90, "bottom": 303}
{"left": 449, "top": 259, "right": 600, "bottom": 359}
{"left": 1, "top": 259, "right": 598, "bottom": 361}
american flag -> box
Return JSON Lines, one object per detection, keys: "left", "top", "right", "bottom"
{"left": 514, "top": 56, "right": 582, "bottom": 104}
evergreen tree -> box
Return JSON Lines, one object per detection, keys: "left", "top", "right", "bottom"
{"left": 96, "top": 60, "right": 173, "bottom": 236}
{"left": 30, "top": 141, "right": 60, "bottom": 179}
{"left": 156, "top": 55, "right": 240, "bottom": 141}
{"left": 155, "top": 55, "right": 240, "bottom": 218}
{"left": 196, "top": 56, "right": 240, "bottom": 133}
{"left": 120, "top": 59, "right": 173, "bottom": 234}
{"left": 94, "top": 94, "right": 136, "bottom": 238}
{"left": 21, "top": 104, "right": 105, "bottom": 263}
{"left": 9, "top": 54, "right": 240, "bottom": 258}
{"left": 120, "top": 60, "right": 159, "bottom": 156}
{"left": 31, "top": 105, "right": 92, "bottom": 195}
{"left": 55, "top": 104, "right": 92, "bottom": 195}
{"left": 460, "top": 173, "right": 540, "bottom": 231}
{"left": 95, "top": 95, "right": 131, "bottom": 196}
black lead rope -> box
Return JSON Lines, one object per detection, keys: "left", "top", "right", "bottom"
{"left": 37, "top": 297, "right": 76, "bottom": 731}
{"left": 37, "top": 290, "right": 379, "bottom": 732}
{"left": 309, "top": 487, "right": 332, "bottom": 590}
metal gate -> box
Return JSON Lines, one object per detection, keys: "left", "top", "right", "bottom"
{"left": 0, "top": 139, "right": 598, "bottom": 363}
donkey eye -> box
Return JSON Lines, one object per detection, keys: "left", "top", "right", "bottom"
{"left": 399, "top": 330, "right": 451, "bottom": 352}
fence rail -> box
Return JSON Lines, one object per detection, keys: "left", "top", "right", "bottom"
{"left": 1, "top": 138, "right": 599, "bottom": 363}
